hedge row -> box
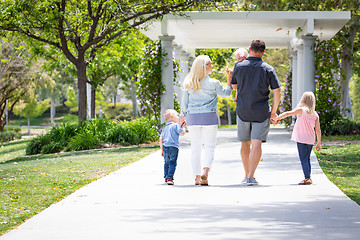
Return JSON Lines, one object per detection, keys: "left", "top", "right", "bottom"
{"left": 0, "top": 127, "right": 22, "bottom": 142}
{"left": 323, "top": 117, "right": 360, "bottom": 136}
{"left": 26, "top": 117, "right": 159, "bottom": 155}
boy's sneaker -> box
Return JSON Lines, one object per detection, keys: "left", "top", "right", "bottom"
{"left": 246, "top": 178, "right": 258, "bottom": 186}
{"left": 241, "top": 178, "right": 248, "bottom": 184}
{"left": 166, "top": 179, "right": 174, "bottom": 185}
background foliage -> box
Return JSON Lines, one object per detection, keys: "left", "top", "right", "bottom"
{"left": 26, "top": 117, "right": 159, "bottom": 155}
{"left": 137, "top": 40, "right": 181, "bottom": 126}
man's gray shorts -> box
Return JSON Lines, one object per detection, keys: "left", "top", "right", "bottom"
{"left": 236, "top": 116, "right": 270, "bottom": 142}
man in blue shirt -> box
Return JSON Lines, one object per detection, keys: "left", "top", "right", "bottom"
{"left": 230, "top": 40, "right": 281, "bottom": 186}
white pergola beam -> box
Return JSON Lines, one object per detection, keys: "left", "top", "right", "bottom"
{"left": 143, "top": 11, "right": 350, "bottom": 51}
{"left": 304, "top": 18, "right": 314, "bottom": 35}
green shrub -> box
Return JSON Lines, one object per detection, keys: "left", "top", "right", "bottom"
{"left": 315, "top": 40, "right": 343, "bottom": 133}
{"left": 26, "top": 123, "right": 77, "bottom": 155}
{"left": 25, "top": 117, "right": 159, "bottom": 155}
{"left": 105, "top": 117, "right": 158, "bottom": 145}
{"left": 6, "top": 126, "right": 21, "bottom": 133}
{"left": 41, "top": 142, "right": 64, "bottom": 154}
{"left": 105, "top": 124, "right": 139, "bottom": 146}
{"left": 26, "top": 134, "right": 51, "bottom": 155}
{"left": 325, "top": 118, "right": 360, "bottom": 136}
{"left": 103, "top": 103, "right": 133, "bottom": 120}
{"left": 66, "top": 129, "right": 101, "bottom": 151}
{"left": 50, "top": 123, "right": 78, "bottom": 144}
{"left": 80, "top": 118, "right": 114, "bottom": 142}
{"left": 127, "top": 117, "right": 159, "bottom": 143}
{"left": 55, "top": 104, "right": 71, "bottom": 114}
{"left": 0, "top": 130, "right": 22, "bottom": 142}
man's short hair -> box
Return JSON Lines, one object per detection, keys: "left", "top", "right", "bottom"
{"left": 250, "top": 40, "right": 266, "bottom": 53}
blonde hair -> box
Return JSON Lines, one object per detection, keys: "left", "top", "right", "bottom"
{"left": 298, "top": 91, "right": 316, "bottom": 115}
{"left": 164, "top": 109, "right": 178, "bottom": 122}
{"left": 183, "top": 55, "right": 210, "bottom": 92}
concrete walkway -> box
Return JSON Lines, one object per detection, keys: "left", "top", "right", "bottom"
{"left": 1, "top": 128, "right": 360, "bottom": 240}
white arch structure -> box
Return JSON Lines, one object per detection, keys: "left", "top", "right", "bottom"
{"left": 141, "top": 11, "right": 350, "bottom": 123}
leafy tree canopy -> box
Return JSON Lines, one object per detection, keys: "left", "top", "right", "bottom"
{"left": 0, "top": 0, "right": 230, "bottom": 123}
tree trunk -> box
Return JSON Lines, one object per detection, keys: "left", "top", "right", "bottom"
{"left": 76, "top": 61, "right": 88, "bottom": 124}
{"left": 340, "top": 17, "right": 358, "bottom": 118}
{"left": 91, "top": 84, "right": 96, "bottom": 119}
{"left": 50, "top": 98, "right": 56, "bottom": 125}
{"left": 0, "top": 118, "right": 3, "bottom": 132}
{"left": 131, "top": 79, "right": 138, "bottom": 118}
{"left": 113, "top": 93, "right": 117, "bottom": 108}
{"left": 340, "top": 55, "right": 354, "bottom": 118}
{"left": 27, "top": 117, "right": 30, "bottom": 135}
{"left": 0, "top": 103, "right": 4, "bottom": 132}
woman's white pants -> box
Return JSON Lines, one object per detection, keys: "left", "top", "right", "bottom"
{"left": 187, "top": 125, "right": 218, "bottom": 176}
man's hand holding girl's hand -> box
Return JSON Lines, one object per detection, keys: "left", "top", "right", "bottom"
{"left": 270, "top": 113, "right": 280, "bottom": 125}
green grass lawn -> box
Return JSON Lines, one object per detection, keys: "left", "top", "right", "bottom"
{"left": 316, "top": 136, "right": 360, "bottom": 205}
{"left": 0, "top": 140, "right": 30, "bottom": 163}
{"left": 0, "top": 140, "right": 159, "bottom": 235}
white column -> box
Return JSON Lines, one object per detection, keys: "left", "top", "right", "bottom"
{"left": 173, "top": 45, "right": 182, "bottom": 105}
{"left": 50, "top": 98, "right": 55, "bottom": 125}
{"left": 159, "top": 35, "right": 175, "bottom": 123}
{"left": 177, "top": 50, "right": 190, "bottom": 106}
{"left": 296, "top": 40, "right": 304, "bottom": 104}
{"left": 290, "top": 50, "right": 298, "bottom": 108}
{"left": 86, "top": 82, "right": 92, "bottom": 120}
{"left": 302, "top": 35, "right": 317, "bottom": 93}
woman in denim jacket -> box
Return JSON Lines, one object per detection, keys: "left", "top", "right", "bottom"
{"left": 180, "top": 55, "right": 232, "bottom": 185}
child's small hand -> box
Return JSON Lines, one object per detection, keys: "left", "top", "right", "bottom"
{"left": 316, "top": 143, "right": 321, "bottom": 151}
{"left": 180, "top": 118, "right": 186, "bottom": 128}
